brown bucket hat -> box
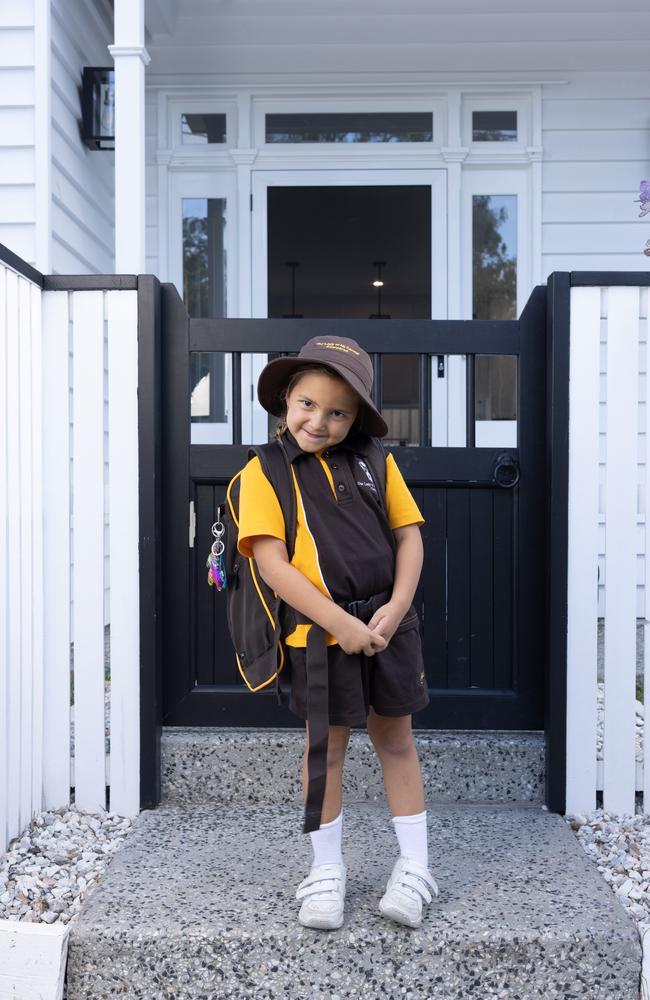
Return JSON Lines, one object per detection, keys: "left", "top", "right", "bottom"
{"left": 257, "top": 336, "right": 388, "bottom": 438}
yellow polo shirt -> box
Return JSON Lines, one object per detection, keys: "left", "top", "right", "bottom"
{"left": 236, "top": 441, "right": 423, "bottom": 648}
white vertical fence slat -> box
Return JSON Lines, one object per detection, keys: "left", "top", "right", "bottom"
{"left": 0, "top": 265, "right": 8, "bottom": 850}
{"left": 71, "top": 291, "right": 107, "bottom": 811}
{"left": 18, "top": 276, "right": 34, "bottom": 826}
{"left": 29, "top": 280, "right": 44, "bottom": 813}
{"left": 42, "top": 289, "right": 72, "bottom": 810}
{"left": 602, "top": 286, "right": 640, "bottom": 816}
{"left": 5, "top": 268, "right": 23, "bottom": 843}
{"left": 639, "top": 288, "right": 650, "bottom": 813}
{"left": 1, "top": 263, "right": 46, "bottom": 850}
{"left": 565, "top": 286, "right": 600, "bottom": 816}
{"left": 107, "top": 289, "right": 140, "bottom": 817}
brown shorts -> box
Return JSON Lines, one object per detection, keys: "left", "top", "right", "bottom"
{"left": 285, "top": 609, "right": 429, "bottom": 728}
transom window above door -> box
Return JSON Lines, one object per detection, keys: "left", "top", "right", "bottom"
{"left": 265, "top": 112, "right": 433, "bottom": 144}
{"left": 181, "top": 113, "right": 226, "bottom": 144}
{"left": 472, "top": 110, "right": 517, "bottom": 142}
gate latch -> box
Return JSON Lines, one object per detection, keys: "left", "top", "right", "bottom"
{"left": 189, "top": 500, "right": 196, "bottom": 547}
{"left": 492, "top": 453, "right": 520, "bottom": 489}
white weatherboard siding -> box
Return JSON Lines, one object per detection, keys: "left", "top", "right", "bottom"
{"left": 541, "top": 73, "right": 650, "bottom": 274}
{"left": 0, "top": 0, "right": 115, "bottom": 273}
{"left": 0, "top": 2, "right": 38, "bottom": 265}
{"left": 50, "top": 0, "right": 114, "bottom": 274}
{"left": 145, "top": 86, "right": 158, "bottom": 277}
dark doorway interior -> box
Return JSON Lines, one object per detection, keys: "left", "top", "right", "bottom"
{"left": 267, "top": 185, "right": 431, "bottom": 320}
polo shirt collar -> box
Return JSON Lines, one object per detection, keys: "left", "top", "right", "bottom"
{"left": 282, "top": 429, "right": 377, "bottom": 463}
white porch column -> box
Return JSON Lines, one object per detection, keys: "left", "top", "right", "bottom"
{"left": 108, "top": 0, "right": 150, "bottom": 273}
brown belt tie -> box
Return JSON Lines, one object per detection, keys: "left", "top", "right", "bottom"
{"left": 302, "top": 622, "right": 329, "bottom": 833}
{"left": 291, "top": 589, "right": 393, "bottom": 834}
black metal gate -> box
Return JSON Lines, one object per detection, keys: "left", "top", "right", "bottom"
{"left": 161, "top": 284, "right": 547, "bottom": 730}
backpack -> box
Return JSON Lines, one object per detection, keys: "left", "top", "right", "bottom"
{"left": 210, "top": 434, "right": 388, "bottom": 706}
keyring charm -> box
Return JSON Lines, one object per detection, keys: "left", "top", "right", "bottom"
{"left": 207, "top": 513, "right": 228, "bottom": 590}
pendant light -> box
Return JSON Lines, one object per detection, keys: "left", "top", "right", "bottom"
{"left": 369, "top": 260, "right": 390, "bottom": 319}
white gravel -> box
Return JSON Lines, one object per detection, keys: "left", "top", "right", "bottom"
{"left": 565, "top": 809, "right": 650, "bottom": 924}
{"left": 0, "top": 805, "right": 133, "bottom": 925}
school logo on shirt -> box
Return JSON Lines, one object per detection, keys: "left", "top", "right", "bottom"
{"left": 355, "top": 457, "right": 378, "bottom": 495}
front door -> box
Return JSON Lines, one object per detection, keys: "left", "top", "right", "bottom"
{"left": 245, "top": 169, "right": 448, "bottom": 445}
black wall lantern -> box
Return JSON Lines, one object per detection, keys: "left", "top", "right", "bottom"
{"left": 81, "top": 67, "right": 115, "bottom": 150}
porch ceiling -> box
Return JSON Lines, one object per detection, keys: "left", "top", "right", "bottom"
{"left": 143, "top": 0, "right": 650, "bottom": 81}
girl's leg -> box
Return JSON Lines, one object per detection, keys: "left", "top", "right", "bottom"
{"left": 296, "top": 723, "right": 350, "bottom": 930}
{"left": 368, "top": 710, "right": 437, "bottom": 928}
{"left": 366, "top": 708, "right": 425, "bottom": 816}
{"left": 302, "top": 722, "right": 351, "bottom": 824}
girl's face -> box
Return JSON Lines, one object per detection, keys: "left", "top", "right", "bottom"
{"left": 285, "top": 371, "right": 360, "bottom": 453}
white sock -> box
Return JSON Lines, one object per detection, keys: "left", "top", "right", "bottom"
{"left": 309, "top": 809, "right": 343, "bottom": 867}
{"left": 391, "top": 809, "right": 428, "bottom": 868}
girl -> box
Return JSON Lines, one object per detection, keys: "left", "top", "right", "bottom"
{"left": 236, "top": 336, "right": 439, "bottom": 931}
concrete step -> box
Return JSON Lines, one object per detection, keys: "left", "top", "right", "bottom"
{"left": 162, "top": 727, "right": 546, "bottom": 806}
{"left": 65, "top": 800, "right": 640, "bottom": 1000}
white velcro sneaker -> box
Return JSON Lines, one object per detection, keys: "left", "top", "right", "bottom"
{"left": 379, "top": 856, "right": 440, "bottom": 928}
{"left": 295, "top": 862, "right": 346, "bottom": 930}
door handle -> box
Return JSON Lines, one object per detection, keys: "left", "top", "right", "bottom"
{"left": 492, "top": 453, "right": 520, "bottom": 489}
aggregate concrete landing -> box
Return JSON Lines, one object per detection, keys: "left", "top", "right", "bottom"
{"left": 162, "top": 727, "right": 545, "bottom": 807}
{"left": 65, "top": 801, "right": 641, "bottom": 1000}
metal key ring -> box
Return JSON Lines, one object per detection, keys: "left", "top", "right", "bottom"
{"left": 212, "top": 520, "right": 224, "bottom": 538}
{"left": 211, "top": 539, "right": 225, "bottom": 557}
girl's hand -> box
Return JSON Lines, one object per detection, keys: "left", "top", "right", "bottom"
{"left": 366, "top": 601, "right": 406, "bottom": 647}
{"left": 334, "top": 614, "right": 388, "bottom": 657}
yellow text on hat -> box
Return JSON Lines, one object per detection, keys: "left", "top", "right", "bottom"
{"left": 314, "top": 341, "right": 361, "bottom": 356}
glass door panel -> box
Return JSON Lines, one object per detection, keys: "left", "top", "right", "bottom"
{"left": 171, "top": 173, "right": 237, "bottom": 445}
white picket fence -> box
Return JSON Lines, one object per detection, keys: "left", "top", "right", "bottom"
{"left": 566, "top": 283, "right": 650, "bottom": 818}
{"left": 0, "top": 259, "right": 141, "bottom": 855}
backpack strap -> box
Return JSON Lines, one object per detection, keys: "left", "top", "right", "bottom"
{"left": 247, "top": 439, "right": 298, "bottom": 711}
{"left": 248, "top": 438, "right": 297, "bottom": 560}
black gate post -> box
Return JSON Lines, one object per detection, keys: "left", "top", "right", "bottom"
{"left": 545, "top": 272, "right": 571, "bottom": 814}
{"left": 138, "top": 275, "right": 163, "bottom": 810}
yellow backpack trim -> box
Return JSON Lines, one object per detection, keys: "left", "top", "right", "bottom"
{"left": 227, "top": 468, "right": 286, "bottom": 693}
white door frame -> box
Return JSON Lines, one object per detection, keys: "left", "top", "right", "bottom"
{"left": 169, "top": 171, "right": 238, "bottom": 444}
{"left": 246, "top": 167, "right": 448, "bottom": 444}
{"left": 168, "top": 170, "right": 239, "bottom": 321}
